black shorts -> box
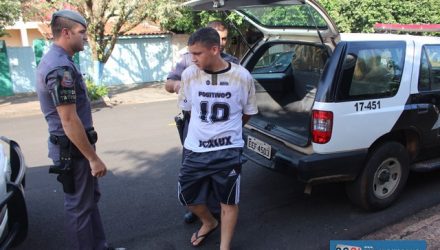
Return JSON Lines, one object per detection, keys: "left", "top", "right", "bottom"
{"left": 178, "top": 147, "right": 243, "bottom": 206}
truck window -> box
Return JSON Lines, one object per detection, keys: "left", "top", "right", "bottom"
{"left": 419, "top": 45, "right": 440, "bottom": 91}
{"left": 336, "top": 41, "right": 405, "bottom": 101}
{"left": 252, "top": 44, "right": 296, "bottom": 74}
{"left": 252, "top": 44, "right": 328, "bottom": 74}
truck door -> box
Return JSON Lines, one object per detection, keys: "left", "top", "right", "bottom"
{"left": 411, "top": 44, "right": 440, "bottom": 148}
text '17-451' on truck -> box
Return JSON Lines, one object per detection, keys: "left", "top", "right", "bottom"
{"left": 185, "top": 0, "right": 440, "bottom": 211}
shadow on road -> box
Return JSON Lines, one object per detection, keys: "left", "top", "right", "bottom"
{"left": 0, "top": 92, "right": 38, "bottom": 105}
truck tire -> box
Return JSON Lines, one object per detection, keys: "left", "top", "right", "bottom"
{"left": 346, "top": 141, "right": 409, "bottom": 211}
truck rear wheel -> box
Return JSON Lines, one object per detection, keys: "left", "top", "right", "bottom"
{"left": 346, "top": 141, "right": 409, "bottom": 211}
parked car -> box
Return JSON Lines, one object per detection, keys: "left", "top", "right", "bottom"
{"left": 0, "top": 136, "right": 28, "bottom": 248}
{"left": 186, "top": 0, "right": 440, "bottom": 210}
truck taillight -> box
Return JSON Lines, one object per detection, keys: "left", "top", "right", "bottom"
{"left": 312, "top": 110, "right": 333, "bottom": 144}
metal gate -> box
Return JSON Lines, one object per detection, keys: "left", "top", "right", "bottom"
{"left": 0, "top": 40, "right": 13, "bottom": 96}
{"left": 7, "top": 47, "right": 37, "bottom": 93}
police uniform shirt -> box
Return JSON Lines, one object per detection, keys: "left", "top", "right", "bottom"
{"left": 36, "top": 44, "right": 92, "bottom": 160}
{"left": 167, "top": 50, "right": 239, "bottom": 81}
{"left": 178, "top": 62, "right": 258, "bottom": 152}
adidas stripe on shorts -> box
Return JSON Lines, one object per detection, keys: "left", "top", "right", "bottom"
{"left": 178, "top": 147, "right": 243, "bottom": 206}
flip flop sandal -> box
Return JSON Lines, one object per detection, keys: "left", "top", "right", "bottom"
{"left": 191, "top": 223, "right": 219, "bottom": 247}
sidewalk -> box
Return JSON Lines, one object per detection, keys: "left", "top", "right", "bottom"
{"left": 0, "top": 82, "right": 176, "bottom": 118}
{"left": 1, "top": 82, "right": 440, "bottom": 249}
{"left": 362, "top": 203, "right": 440, "bottom": 249}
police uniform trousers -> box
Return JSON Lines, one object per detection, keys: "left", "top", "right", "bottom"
{"left": 58, "top": 157, "right": 107, "bottom": 250}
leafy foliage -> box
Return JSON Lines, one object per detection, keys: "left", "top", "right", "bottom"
{"left": 318, "top": 0, "right": 440, "bottom": 34}
{"left": 0, "top": 0, "right": 21, "bottom": 37}
{"left": 241, "top": 5, "right": 327, "bottom": 28}
{"left": 85, "top": 77, "right": 108, "bottom": 101}
{"left": 160, "top": 7, "right": 243, "bottom": 34}
{"left": 159, "top": 6, "right": 197, "bottom": 33}
{"left": 157, "top": 0, "right": 440, "bottom": 35}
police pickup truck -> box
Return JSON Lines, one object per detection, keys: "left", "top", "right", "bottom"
{"left": 186, "top": 0, "right": 440, "bottom": 210}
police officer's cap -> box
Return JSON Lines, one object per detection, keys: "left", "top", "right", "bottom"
{"left": 51, "top": 10, "right": 87, "bottom": 28}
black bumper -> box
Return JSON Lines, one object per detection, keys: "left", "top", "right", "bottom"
{"left": 243, "top": 132, "right": 368, "bottom": 184}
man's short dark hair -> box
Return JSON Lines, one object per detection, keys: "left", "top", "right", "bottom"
{"left": 51, "top": 17, "right": 77, "bottom": 39}
{"left": 188, "top": 27, "right": 220, "bottom": 48}
{"left": 207, "top": 20, "right": 227, "bottom": 31}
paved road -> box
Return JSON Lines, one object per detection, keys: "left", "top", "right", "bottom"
{"left": 2, "top": 100, "right": 440, "bottom": 250}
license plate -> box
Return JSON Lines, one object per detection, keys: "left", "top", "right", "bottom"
{"left": 247, "top": 136, "right": 271, "bottom": 159}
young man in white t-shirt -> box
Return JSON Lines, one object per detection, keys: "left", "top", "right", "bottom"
{"left": 177, "top": 27, "right": 258, "bottom": 249}
{"left": 167, "top": 20, "right": 240, "bottom": 225}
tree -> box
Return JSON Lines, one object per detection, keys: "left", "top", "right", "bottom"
{"left": 158, "top": 7, "right": 247, "bottom": 57}
{"left": 79, "top": 0, "right": 179, "bottom": 64}
{"left": 318, "top": 0, "right": 440, "bottom": 34}
{"left": 25, "top": 0, "right": 180, "bottom": 84}
{"left": 81, "top": 0, "right": 183, "bottom": 83}
{"left": 0, "top": 0, "right": 21, "bottom": 37}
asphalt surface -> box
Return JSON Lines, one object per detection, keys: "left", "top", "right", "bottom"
{"left": 1, "top": 84, "right": 440, "bottom": 250}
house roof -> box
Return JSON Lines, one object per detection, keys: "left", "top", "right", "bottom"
{"left": 37, "top": 21, "right": 170, "bottom": 39}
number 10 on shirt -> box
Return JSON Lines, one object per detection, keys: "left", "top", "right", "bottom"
{"left": 200, "top": 101, "right": 230, "bottom": 123}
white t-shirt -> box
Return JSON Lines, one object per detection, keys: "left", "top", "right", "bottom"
{"left": 178, "top": 62, "right": 258, "bottom": 152}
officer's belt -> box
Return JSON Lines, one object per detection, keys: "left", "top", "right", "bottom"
{"left": 49, "top": 128, "right": 98, "bottom": 158}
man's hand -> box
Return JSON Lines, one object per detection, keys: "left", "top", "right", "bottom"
{"left": 174, "top": 82, "right": 181, "bottom": 94}
{"left": 242, "top": 114, "right": 252, "bottom": 126}
{"left": 165, "top": 79, "right": 181, "bottom": 94}
{"left": 89, "top": 157, "right": 107, "bottom": 177}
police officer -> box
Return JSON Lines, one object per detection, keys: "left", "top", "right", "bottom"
{"left": 36, "top": 10, "right": 113, "bottom": 250}
{"left": 165, "top": 21, "right": 239, "bottom": 94}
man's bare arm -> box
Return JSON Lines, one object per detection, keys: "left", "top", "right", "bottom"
{"left": 242, "top": 114, "right": 252, "bottom": 126}
{"left": 57, "top": 104, "right": 107, "bottom": 177}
